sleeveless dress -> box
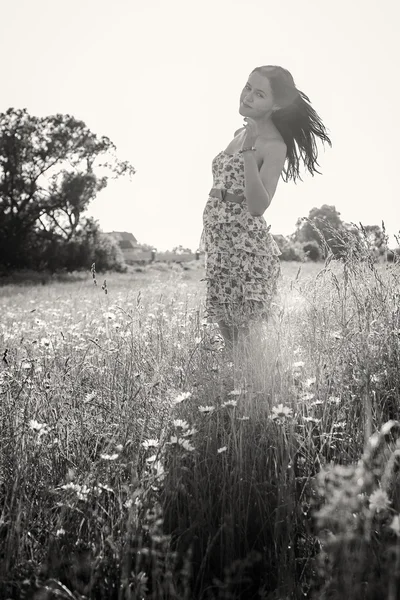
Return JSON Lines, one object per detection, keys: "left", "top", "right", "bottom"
{"left": 200, "top": 149, "right": 281, "bottom": 329}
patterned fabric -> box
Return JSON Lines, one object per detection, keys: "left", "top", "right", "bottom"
{"left": 201, "top": 149, "right": 281, "bottom": 328}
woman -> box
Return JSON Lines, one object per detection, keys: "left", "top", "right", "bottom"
{"left": 200, "top": 65, "right": 332, "bottom": 351}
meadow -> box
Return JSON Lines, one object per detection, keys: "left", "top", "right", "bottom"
{"left": 1, "top": 256, "right": 400, "bottom": 600}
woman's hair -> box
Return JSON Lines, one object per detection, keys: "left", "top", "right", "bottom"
{"left": 250, "top": 65, "right": 332, "bottom": 183}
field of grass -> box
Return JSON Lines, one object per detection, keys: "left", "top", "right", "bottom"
{"left": 1, "top": 257, "right": 400, "bottom": 600}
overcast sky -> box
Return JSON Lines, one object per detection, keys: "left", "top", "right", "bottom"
{"left": 2, "top": 0, "right": 399, "bottom": 250}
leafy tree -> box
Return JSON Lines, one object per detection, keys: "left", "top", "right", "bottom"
{"left": 293, "top": 204, "right": 345, "bottom": 256}
{"left": 0, "top": 108, "right": 135, "bottom": 269}
{"left": 171, "top": 245, "right": 192, "bottom": 254}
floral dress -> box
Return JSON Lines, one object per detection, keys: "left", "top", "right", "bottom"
{"left": 200, "top": 149, "right": 281, "bottom": 329}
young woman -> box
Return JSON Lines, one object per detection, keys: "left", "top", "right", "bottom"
{"left": 200, "top": 65, "right": 332, "bottom": 352}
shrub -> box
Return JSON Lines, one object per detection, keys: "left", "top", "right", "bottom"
{"left": 303, "top": 241, "right": 322, "bottom": 261}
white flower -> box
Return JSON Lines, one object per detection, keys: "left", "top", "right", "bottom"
{"left": 292, "top": 361, "right": 305, "bottom": 369}
{"left": 328, "top": 396, "right": 340, "bottom": 404}
{"left": 381, "top": 421, "right": 397, "bottom": 436}
{"left": 115, "top": 444, "right": 123, "bottom": 452}
{"left": 311, "top": 399, "right": 324, "bottom": 406}
{"left": 237, "top": 416, "right": 250, "bottom": 421}
{"left": 198, "top": 406, "right": 215, "bottom": 414}
{"left": 217, "top": 446, "right": 227, "bottom": 453}
{"left": 100, "top": 453, "right": 119, "bottom": 461}
{"left": 103, "top": 312, "right": 116, "bottom": 320}
{"left": 303, "top": 416, "right": 320, "bottom": 424}
{"left": 172, "top": 391, "right": 192, "bottom": 405}
{"left": 173, "top": 419, "right": 190, "bottom": 430}
{"left": 271, "top": 404, "right": 293, "bottom": 420}
{"left": 29, "top": 419, "right": 44, "bottom": 431}
{"left": 142, "top": 439, "right": 159, "bottom": 449}
{"left": 56, "top": 528, "right": 66, "bottom": 536}
{"left": 179, "top": 439, "right": 195, "bottom": 452}
{"left": 305, "top": 377, "right": 317, "bottom": 388}
{"left": 228, "top": 389, "right": 242, "bottom": 397}
{"left": 222, "top": 399, "right": 237, "bottom": 408}
{"left": 369, "top": 489, "right": 391, "bottom": 513}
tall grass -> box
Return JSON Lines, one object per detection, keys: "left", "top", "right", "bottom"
{"left": 0, "top": 249, "right": 400, "bottom": 599}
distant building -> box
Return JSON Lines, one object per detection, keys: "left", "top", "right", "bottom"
{"left": 106, "top": 231, "right": 138, "bottom": 250}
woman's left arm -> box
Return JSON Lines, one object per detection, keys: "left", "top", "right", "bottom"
{"left": 243, "top": 140, "right": 287, "bottom": 217}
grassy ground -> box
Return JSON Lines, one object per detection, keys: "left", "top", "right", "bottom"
{"left": 1, "top": 258, "right": 400, "bottom": 599}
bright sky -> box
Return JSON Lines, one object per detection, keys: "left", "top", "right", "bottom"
{"left": 2, "top": 0, "right": 399, "bottom": 251}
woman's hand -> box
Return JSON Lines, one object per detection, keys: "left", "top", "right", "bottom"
{"left": 241, "top": 117, "right": 259, "bottom": 148}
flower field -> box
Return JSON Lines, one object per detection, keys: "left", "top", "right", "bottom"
{"left": 1, "top": 257, "right": 400, "bottom": 600}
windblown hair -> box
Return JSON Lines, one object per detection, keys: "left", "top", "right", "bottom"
{"left": 250, "top": 65, "right": 332, "bottom": 183}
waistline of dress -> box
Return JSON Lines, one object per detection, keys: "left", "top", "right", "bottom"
{"left": 209, "top": 187, "right": 245, "bottom": 204}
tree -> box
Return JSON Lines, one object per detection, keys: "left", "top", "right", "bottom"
{"left": 171, "top": 245, "right": 192, "bottom": 254}
{"left": 293, "top": 205, "right": 346, "bottom": 257}
{"left": 0, "top": 108, "right": 135, "bottom": 269}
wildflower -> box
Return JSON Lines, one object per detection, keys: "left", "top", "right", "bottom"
{"left": 293, "top": 361, "right": 305, "bottom": 369}
{"left": 103, "top": 312, "right": 116, "bottom": 321}
{"left": 311, "top": 399, "right": 324, "bottom": 406}
{"left": 305, "top": 377, "right": 316, "bottom": 388}
{"left": 303, "top": 416, "right": 320, "bottom": 424}
{"left": 179, "top": 439, "right": 195, "bottom": 452}
{"left": 368, "top": 433, "right": 380, "bottom": 449}
{"left": 222, "top": 399, "right": 237, "bottom": 408}
{"left": 115, "top": 444, "right": 123, "bottom": 452}
{"left": 369, "top": 489, "right": 391, "bottom": 513}
{"left": 56, "top": 528, "right": 66, "bottom": 537}
{"left": 195, "top": 336, "right": 202, "bottom": 344}
{"left": 22, "top": 361, "right": 33, "bottom": 370}
{"left": 217, "top": 446, "right": 227, "bottom": 453}
{"left": 237, "top": 416, "right": 250, "bottom": 421}
{"left": 60, "top": 482, "right": 90, "bottom": 501}
{"left": 389, "top": 515, "right": 400, "bottom": 536}
{"left": 301, "top": 393, "right": 315, "bottom": 401}
{"left": 271, "top": 404, "right": 293, "bottom": 420}
{"left": 173, "top": 419, "right": 190, "bottom": 430}
{"left": 330, "top": 331, "right": 342, "bottom": 340}
{"left": 183, "top": 428, "right": 197, "bottom": 436}
{"left": 97, "top": 483, "right": 113, "bottom": 493}
{"left": 198, "top": 405, "right": 215, "bottom": 414}
{"left": 328, "top": 396, "right": 340, "bottom": 404}
{"left": 29, "top": 419, "right": 44, "bottom": 432}
{"left": 381, "top": 420, "right": 397, "bottom": 436}
{"left": 142, "top": 439, "right": 159, "bottom": 449}
{"left": 172, "top": 391, "right": 192, "bottom": 405}
{"left": 100, "top": 453, "right": 119, "bottom": 461}
{"left": 228, "top": 389, "right": 242, "bottom": 397}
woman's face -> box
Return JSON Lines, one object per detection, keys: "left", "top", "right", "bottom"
{"left": 239, "top": 71, "right": 276, "bottom": 118}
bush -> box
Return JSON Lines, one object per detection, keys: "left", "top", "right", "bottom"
{"left": 303, "top": 240, "right": 322, "bottom": 261}
{"left": 273, "top": 234, "right": 305, "bottom": 261}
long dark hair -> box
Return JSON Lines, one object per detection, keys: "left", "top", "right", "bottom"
{"left": 250, "top": 65, "right": 332, "bottom": 183}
